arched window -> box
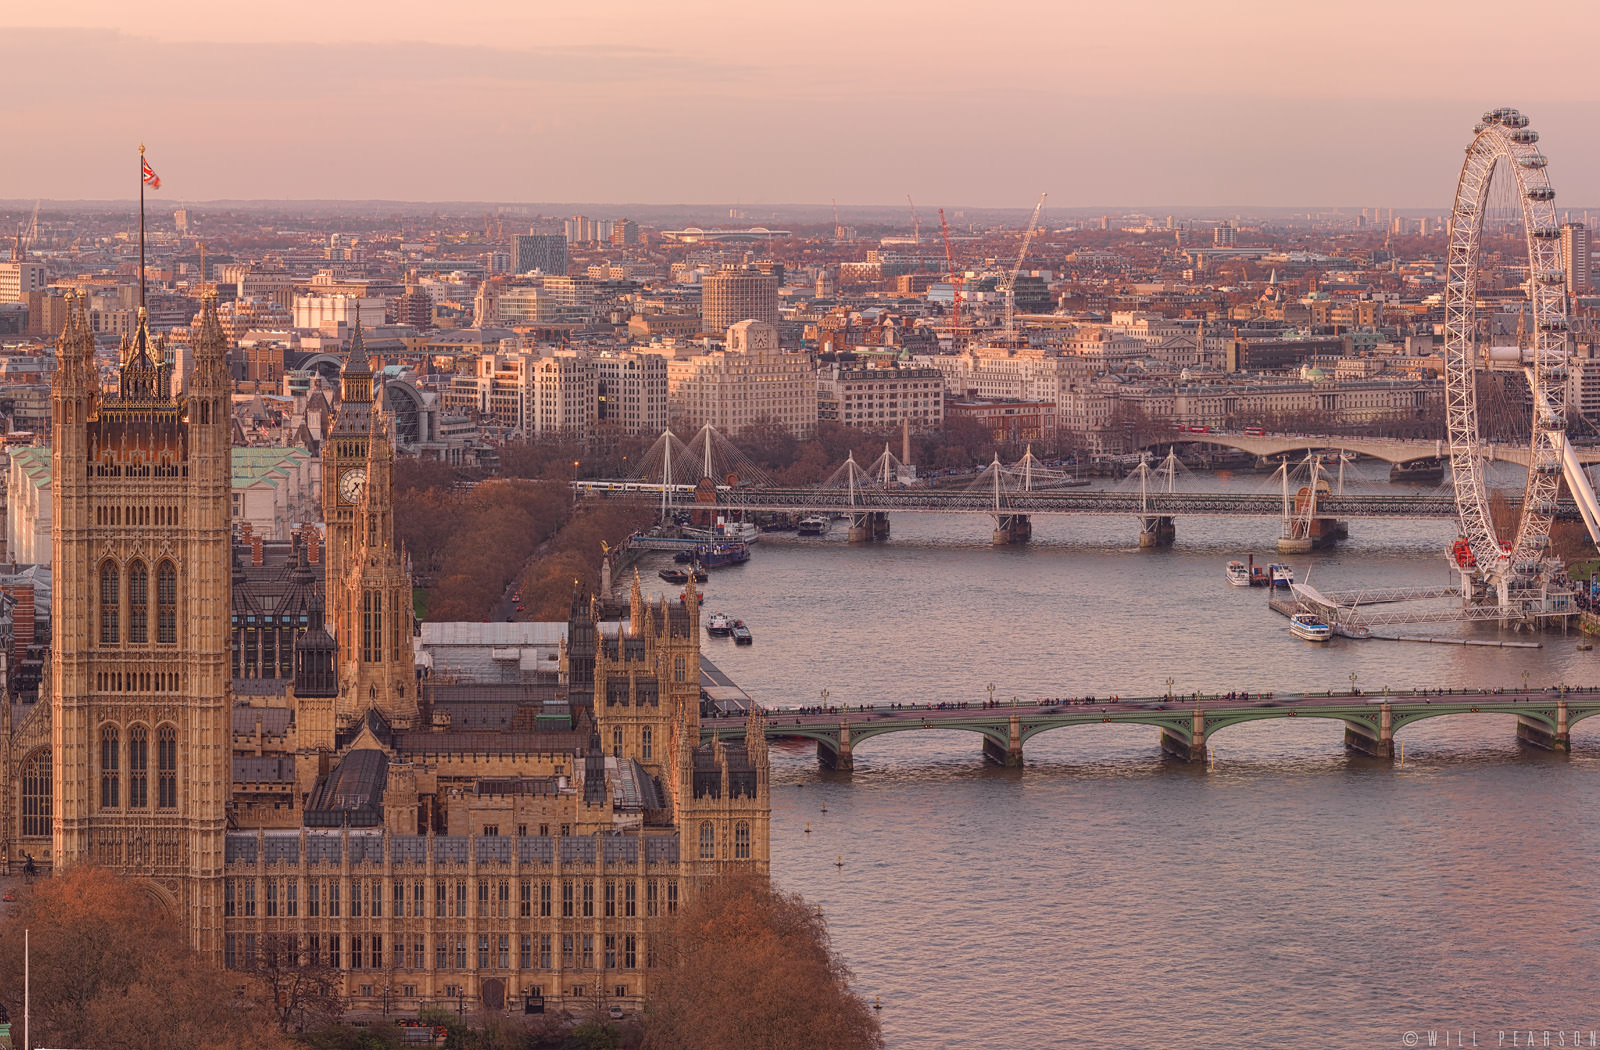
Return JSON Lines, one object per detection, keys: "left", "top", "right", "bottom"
{"left": 128, "top": 725, "right": 148, "bottom": 807}
{"left": 157, "top": 562, "right": 178, "bottom": 644}
{"left": 698, "top": 822, "right": 715, "bottom": 860}
{"left": 361, "top": 590, "right": 381, "bottom": 663}
{"left": 735, "top": 821, "right": 751, "bottom": 860}
{"left": 100, "top": 724, "right": 120, "bottom": 809}
{"left": 20, "top": 748, "right": 50, "bottom": 836}
{"left": 611, "top": 728, "right": 622, "bottom": 758}
{"left": 127, "top": 561, "right": 148, "bottom": 644}
{"left": 641, "top": 727, "right": 653, "bottom": 762}
{"left": 673, "top": 656, "right": 685, "bottom": 682}
{"left": 99, "top": 561, "right": 120, "bottom": 644}
{"left": 157, "top": 725, "right": 177, "bottom": 809}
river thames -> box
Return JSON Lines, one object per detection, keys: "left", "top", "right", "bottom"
{"left": 647, "top": 477, "right": 1600, "bottom": 1049}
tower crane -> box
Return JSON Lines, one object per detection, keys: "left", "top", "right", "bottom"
{"left": 1003, "top": 192, "right": 1048, "bottom": 344}
{"left": 939, "top": 207, "right": 964, "bottom": 339}
{"left": 832, "top": 198, "right": 844, "bottom": 242}
{"left": 906, "top": 194, "right": 921, "bottom": 244}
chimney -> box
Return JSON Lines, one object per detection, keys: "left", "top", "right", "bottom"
{"left": 303, "top": 525, "right": 322, "bottom": 565}
{"left": 251, "top": 533, "right": 264, "bottom": 567}
{"left": 10, "top": 584, "right": 32, "bottom": 666}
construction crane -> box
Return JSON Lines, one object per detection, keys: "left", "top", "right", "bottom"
{"left": 1003, "top": 192, "right": 1048, "bottom": 344}
{"left": 832, "top": 199, "right": 844, "bottom": 242}
{"left": 939, "top": 207, "right": 964, "bottom": 338}
{"left": 906, "top": 194, "right": 921, "bottom": 244}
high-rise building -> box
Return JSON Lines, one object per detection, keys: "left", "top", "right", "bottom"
{"left": 700, "top": 266, "right": 779, "bottom": 331}
{"left": 42, "top": 292, "right": 234, "bottom": 955}
{"left": 1213, "top": 223, "right": 1236, "bottom": 247}
{"left": 611, "top": 219, "right": 639, "bottom": 246}
{"left": 0, "top": 260, "right": 46, "bottom": 302}
{"left": 513, "top": 234, "right": 568, "bottom": 276}
{"left": 1562, "top": 223, "right": 1591, "bottom": 293}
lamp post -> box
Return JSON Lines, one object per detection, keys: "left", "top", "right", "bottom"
{"left": 987, "top": 682, "right": 995, "bottom": 709}
{"left": 572, "top": 459, "right": 580, "bottom": 483}
{"left": 820, "top": 688, "right": 829, "bottom": 713}
{"left": 1166, "top": 676, "right": 1174, "bottom": 701}
{"left": 1349, "top": 671, "right": 1358, "bottom": 697}
{"left": 1523, "top": 670, "right": 1530, "bottom": 695}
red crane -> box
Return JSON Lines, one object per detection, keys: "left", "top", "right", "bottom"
{"left": 939, "top": 208, "right": 964, "bottom": 334}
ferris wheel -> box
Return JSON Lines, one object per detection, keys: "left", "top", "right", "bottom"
{"left": 1443, "top": 107, "right": 1600, "bottom": 600}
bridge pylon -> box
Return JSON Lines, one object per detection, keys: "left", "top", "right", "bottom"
{"left": 981, "top": 712, "right": 1025, "bottom": 766}
{"left": 1139, "top": 516, "right": 1175, "bottom": 548}
{"left": 1159, "top": 708, "right": 1208, "bottom": 762}
{"left": 992, "top": 514, "right": 1032, "bottom": 545}
{"left": 1516, "top": 698, "right": 1571, "bottom": 751}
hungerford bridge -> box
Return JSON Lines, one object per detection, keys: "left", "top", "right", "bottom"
{"left": 704, "top": 689, "right": 1598, "bottom": 768}
{"left": 578, "top": 424, "right": 1600, "bottom": 547}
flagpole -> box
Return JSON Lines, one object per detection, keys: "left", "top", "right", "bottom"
{"left": 138, "top": 143, "right": 146, "bottom": 309}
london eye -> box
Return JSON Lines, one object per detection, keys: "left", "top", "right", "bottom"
{"left": 1443, "top": 107, "right": 1600, "bottom": 607}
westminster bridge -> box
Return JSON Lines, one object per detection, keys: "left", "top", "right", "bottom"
{"left": 701, "top": 689, "right": 1600, "bottom": 768}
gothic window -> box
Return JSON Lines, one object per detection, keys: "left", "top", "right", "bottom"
{"left": 20, "top": 748, "right": 49, "bottom": 836}
{"left": 735, "top": 821, "right": 751, "bottom": 860}
{"left": 100, "top": 724, "right": 120, "bottom": 809}
{"left": 157, "top": 561, "right": 177, "bottom": 644}
{"left": 673, "top": 655, "right": 686, "bottom": 682}
{"left": 127, "top": 561, "right": 148, "bottom": 644}
{"left": 157, "top": 724, "right": 177, "bottom": 809}
{"left": 698, "top": 822, "right": 715, "bottom": 860}
{"left": 361, "top": 590, "right": 381, "bottom": 663}
{"left": 99, "top": 561, "right": 120, "bottom": 644}
{"left": 128, "top": 725, "right": 148, "bottom": 808}
{"left": 641, "top": 727, "right": 653, "bottom": 761}
{"left": 612, "top": 728, "right": 622, "bottom": 757}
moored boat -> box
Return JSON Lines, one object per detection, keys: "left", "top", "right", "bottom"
{"left": 1270, "top": 563, "right": 1295, "bottom": 588}
{"left": 1288, "top": 613, "right": 1333, "bottom": 642}
{"left": 797, "top": 515, "right": 830, "bottom": 536}
{"left": 697, "top": 542, "right": 750, "bottom": 568}
{"left": 707, "top": 612, "right": 732, "bottom": 636}
{"left": 731, "top": 620, "right": 753, "bottom": 645}
{"left": 1225, "top": 560, "right": 1251, "bottom": 586}
{"left": 658, "top": 568, "right": 689, "bottom": 584}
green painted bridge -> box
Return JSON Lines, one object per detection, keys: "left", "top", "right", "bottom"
{"left": 701, "top": 690, "right": 1600, "bottom": 768}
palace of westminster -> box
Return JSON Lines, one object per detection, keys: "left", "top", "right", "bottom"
{"left": 0, "top": 294, "right": 771, "bottom": 1014}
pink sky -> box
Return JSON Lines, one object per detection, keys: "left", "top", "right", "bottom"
{"left": 4, "top": 0, "right": 1599, "bottom": 206}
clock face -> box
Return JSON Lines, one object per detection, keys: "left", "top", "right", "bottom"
{"left": 338, "top": 467, "right": 368, "bottom": 505}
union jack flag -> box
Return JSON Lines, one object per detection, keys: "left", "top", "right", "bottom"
{"left": 142, "top": 157, "right": 161, "bottom": 190}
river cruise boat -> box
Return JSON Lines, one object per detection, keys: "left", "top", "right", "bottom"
{"left": 798, "top": 515, "right": 830, "bottom": 536}
{"left": 696, "top": 541, "right": 750, "bottom": 568}
{"left": 1270, "top": 563, "right": 1295, "bottom": 588}
{"left": 1225, "top": 560, "right": 1251, "bottom": 586}
{"left": 1288, "top": 613, "right": 1333, "bottom": 643}
{"left": 707, "top": 612, "right": 733, "bottom": 636}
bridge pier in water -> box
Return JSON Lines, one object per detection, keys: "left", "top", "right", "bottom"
{"left": 1516, "top": 699, "right": 1570, "bottom": 752}
{"left": 981, "top": 713, "right": 1025, "bottom": 766}
{"left": 847, "top": 512, "right": 891, "bottom": 543}
{"left": 1159, "top": 708, "right": 1208, "bottom": 762}
{"left": 992, "top": 514, "right": 1032, "bottom": 545}
{"left": 1343, "top": 704, "right": 1395, "bottom": 758}
{"left": 1139, "top": 516, "right": 1175, "bottom": 549}
{"left": 817, "top": 722, "right": 854, "bottom": 770}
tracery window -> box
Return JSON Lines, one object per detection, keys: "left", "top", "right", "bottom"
{"left": 127, "top": 561, "right": 148, "bottom": 644}
{"left": 99, "top": 562, "right": 120, "bottom": 644}
{"left": 100, "top": 724, "right": 120, "bottom": 809}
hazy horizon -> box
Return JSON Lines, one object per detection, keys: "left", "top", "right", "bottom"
{"left": 6, "top": 0, "right": 1600, "bottom": 208}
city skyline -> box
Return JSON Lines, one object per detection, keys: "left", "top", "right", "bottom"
{"left": 5, "top": 0, "right": 1600, "bottom": 206}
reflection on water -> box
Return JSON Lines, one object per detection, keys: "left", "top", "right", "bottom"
{"left": 661, "top": 507, "right": 1600, "bottom": 1048}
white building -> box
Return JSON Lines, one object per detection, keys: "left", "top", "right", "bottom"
{"left": 6, "top": 446, "right": 50, "bottom": 564}
{"left": 667, "top": 321, "right": 816, "bottom": 437}
{"left": 292, "top": 294, "right": 387, "bottom": 331}
{"left": 817, "top": 362, "right": 945, "bottom": 429}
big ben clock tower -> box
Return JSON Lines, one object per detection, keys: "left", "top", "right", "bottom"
{"left": 322, "top": 322, "right": 376, "bottom": 684}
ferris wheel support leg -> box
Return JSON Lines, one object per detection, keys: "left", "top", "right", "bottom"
{"left": 1560, "top": 440, "right": 1600, "bottom": 549}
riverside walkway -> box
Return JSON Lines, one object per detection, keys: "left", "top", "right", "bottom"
{"left": 701, "top": 688, "right": 1600, "bottom": 767}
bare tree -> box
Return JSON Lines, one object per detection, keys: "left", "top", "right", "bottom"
{"left": 243, "top": 933, "right": 345, "bottom": 1033}
{"left": 644, "top": 876, "right": 883, "bottom": 1050}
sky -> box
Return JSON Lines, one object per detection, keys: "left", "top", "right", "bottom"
{"left": 5, "top": 0, "right": 1600, "bottom": 209}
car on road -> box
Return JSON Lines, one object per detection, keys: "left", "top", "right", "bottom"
{"left": 2, "top": 889, "right": 16, "bottom": 902}
{"left": 607, "top": 1005, "right": 627, "bottom": 1021}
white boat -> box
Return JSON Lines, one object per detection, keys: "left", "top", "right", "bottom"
{"left": 1225, "top": 560, "right": 1251, "bottom": 587}
{"left": 1270, "top": 563, "right": 1295, "bottom": 588}
{"left": 707, "top": 612, "right": 732, "bottom": 636}
{"left": 1288, "top": 613, "right": 1333, "bottom": 642}
{"left": 798, "top": 515, "right": 830, "bottom": 536}
{"left": 717, "top": 520, "right": 760, "bottom": 543}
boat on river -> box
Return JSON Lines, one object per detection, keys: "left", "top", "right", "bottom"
{"left": 732, "top": 620, "right": 753, "bottom": 645}
{"left": 1225, "top": 560, "right": 1251, "bottom": 586}
{"left": 1288, "top": 613, "right": 1333, "bottom": 642}
{"left": 798, "top": 515, "right": 830, "bottom": 536}
{"left": 697, "top": 542, "right": 750, "bottom": 568}
{"left": 1270, "top": 563, "right": 1295, "bottom": 588}
{"left": 707, "top": 612, "right": 732, "bottom": 636}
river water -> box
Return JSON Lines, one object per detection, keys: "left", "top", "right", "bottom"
{"left": 648, "top": 465, "right": 1600, "bottom": 1049}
